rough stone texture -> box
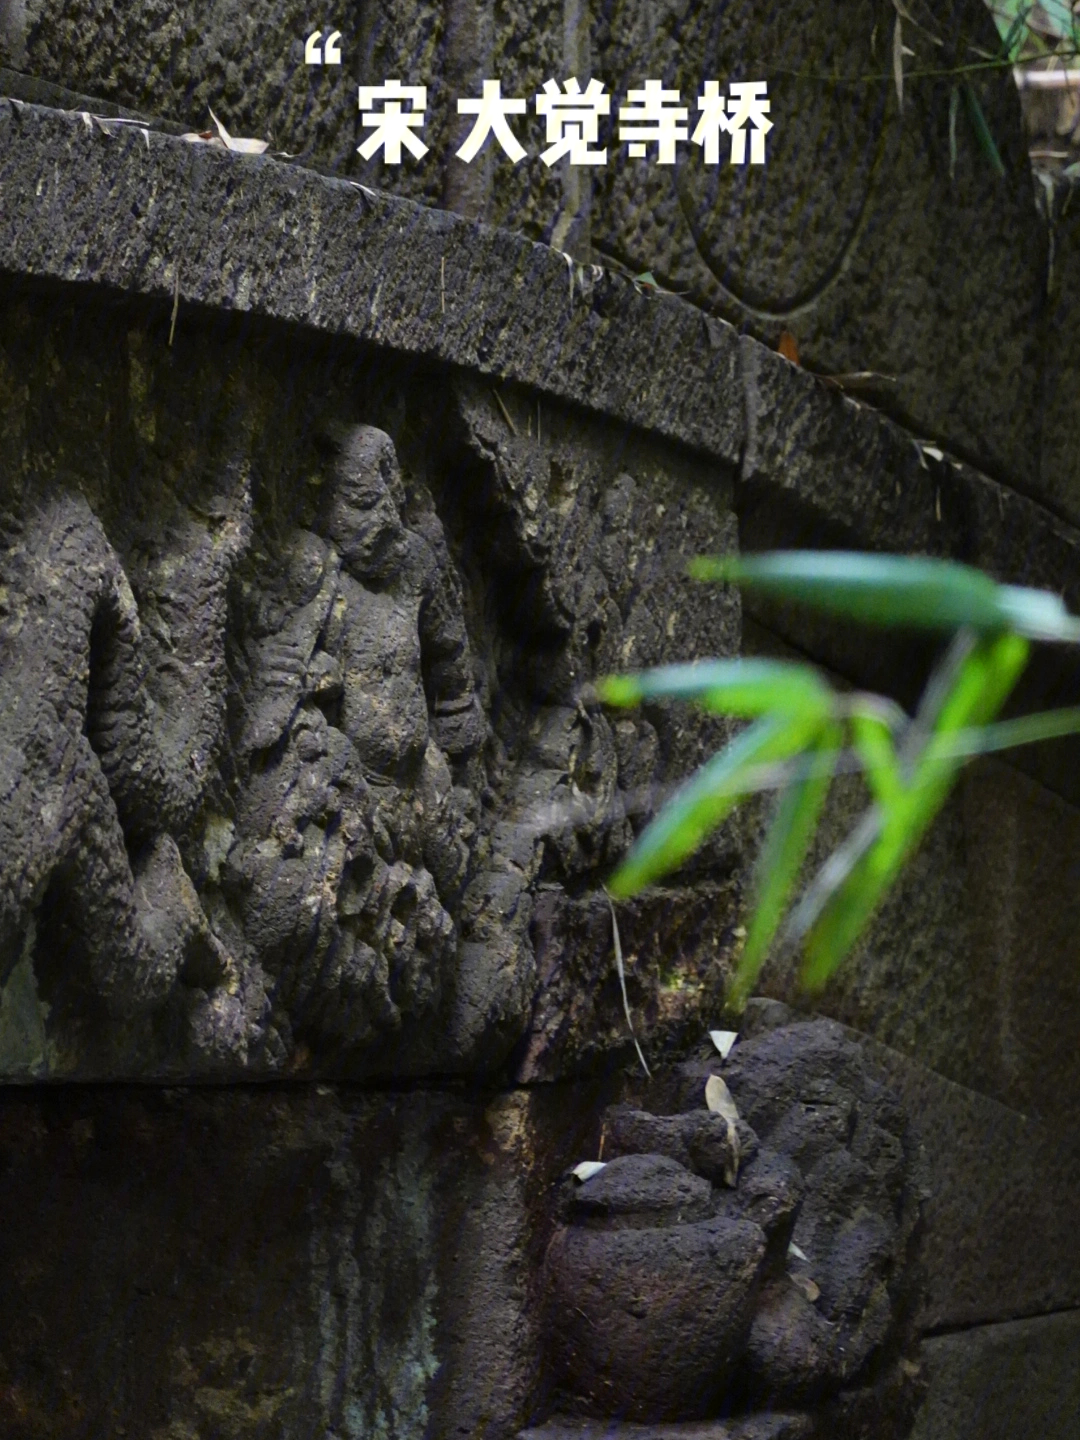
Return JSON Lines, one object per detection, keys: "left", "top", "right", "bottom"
{"left": 1039, "top": 174, "right": 1080, "bottom": 527}
{"left": 734, "top": 1002, "right": 1080, "bottom": 1334}
{"left": 867, "top": 1041, "right": 1080, "bottom": 1332}
{"left": 0, "top": 99, "right": 1073, "bottom": 662}
{"left": 0, "top": 100, "right": 746, "bottom": 467}
{"left": 542, "top": 1022, "right": 922, "bottom": 1432}
{"left": 0, "top": 1083, "right": 597, "bottom": 1440}
{"left": 910, "top": 1310, "right": 1080, "bottom": 1440}
{"left": 1, "top": 99, "right": 1076, "bottom": 812}
{"left": 747, "top": 752, "right": 1080, "bottom": 1127}
{"left": 0, "top": 1, "right": 1048, "bottom": 494}
{"left": 544, "top": 1209, "right": 766, "bottom": 1421}
{"left": 0, "top": 53, "right": 1078, "bottom": 1440}
{"left": 0, "top": 281, "right": 744, "bottom": 1079}
{"left": 588, "top": 0, "right": 1044, "bottom": 499}
{"left": 720, "top": 1023, "right": 920, "bottom": 1409}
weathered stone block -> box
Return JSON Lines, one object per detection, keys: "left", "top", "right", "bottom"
{"left": 910, "top": 1310, "right": 1080, "bottom": 1440}
{"left": 0, "top": 1084, "right": 596, "bottom": 1440}
{"left": 752, "top": 757, "right": 1080, "bottom": 1126}
{"left": 0, "top": 270, "right": 745, "bottom": 1081}
{"left": 1, "top": 0, "right": 1047, "bottom": 490}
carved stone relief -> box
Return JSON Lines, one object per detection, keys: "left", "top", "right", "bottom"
{"left": 0, "top": 300, "right": 742, "bottom": 1079}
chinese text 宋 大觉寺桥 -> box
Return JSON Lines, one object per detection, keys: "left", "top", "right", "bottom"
{"left": 356, "top": 77, "right": 773, "bottom": 166}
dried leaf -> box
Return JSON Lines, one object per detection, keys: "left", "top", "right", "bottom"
{"left": 777, "top": 330, "right": 800, "bottom": 364}
{"left": 571, "top": 1161, "right": 606, "bottom": 1182}
{"left": 208, "top": 106, "right": 269, "bottom": 154}
{"left": 710, "top": 1029, "right": 738, "bottom": 1059}
{"left": 818, "top": 371, "right": 898, "bottom": 391}
{"left": 790, "top": 1273, "right": 821, "bottom": 1303}
{"left": 893, "top": 16, "right": 905, "bottom": 113}
{"left": 704, "top": 1073, "right": 739, "bottom": 1124}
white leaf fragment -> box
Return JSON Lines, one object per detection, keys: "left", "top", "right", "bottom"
{"left": 705, "top": 1073, "right": 741, "bottom": 1186}
{"left": 709, "top": 1029, "right": 738, "bottom": 1059}
{"left": 571, "top": 1161, "right": 606, "bottom": 1183}
{"left": 788, "top": 1241, "right": 809, "bottom": 1262}
{"left": 209, "top": 106, "right": 269, "bottom": 154}
{"left": 704, "top": 1073, "right": 739, "bottom": 1123}
{"left": 182, "top": 109, "right": 269, "bottom": 153}
{"left": 722, "top": 1121, "right": 741, "bottom": 1188}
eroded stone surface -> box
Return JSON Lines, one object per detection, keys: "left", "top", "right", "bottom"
{"left": 0, "top": 289, "right": 742, "bottom": 1079}
{"left": 542, "top": 1021, "right": 922, "bottom": 1431}
{"left": 910, "top": 1310, "right": 1080, "bottom": 1440}
{"left": 0, "top": 1083, "right": 596, "bottom": 1440}
{"left": 0, "top": 1, "right": 1046, "bottom": 493}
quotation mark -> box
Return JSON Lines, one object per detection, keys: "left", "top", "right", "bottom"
{"left": 305, "top": 29, "right": 343, "bottom": 65}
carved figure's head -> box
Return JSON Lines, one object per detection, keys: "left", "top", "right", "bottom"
{"left": 322, "top": 425, "right": 408, "bottom": 583}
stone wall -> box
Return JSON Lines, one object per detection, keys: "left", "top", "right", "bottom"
{"left": 2, "top": 7, "right": 1080, "bottom": 1436}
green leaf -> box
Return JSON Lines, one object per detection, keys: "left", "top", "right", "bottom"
{"left": 795, "top": 630, "right": 1030, "bottom": 988}
{"left": 988, "top": 1, "right": 1038, "bottom": 57}
{"left": 1026, "top": 0, "right": 1074, "bottom": 40}
{"left": 730, "top": 723, "right": 842, "bottom": 1009}
{"left": 936, "top": 704, "right": 1080, "bottom": 760}
{"left": 849, "top": 704, "right": 904, "bottom": 810}
{"left": 962, "top": 82, "right": 1006, "bottom": 179}
{"left": 690, "top": 551, "right": 1080, "bottom": 640}
{"left": 607, "top": 712, "right": 816, "bottom": 898}
{"left": 596, "top": 659, "right": 835, "bottom": 719}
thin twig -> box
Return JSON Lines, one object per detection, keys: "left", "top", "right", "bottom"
{"left": 493, "top": 388, "right": 518, "bottom": 436}
{"left": 771, "top": 48, "right": 1080, "bottom": 85}
{"left": 606, "top": 893, "right": 651, "bottom": 1078}
{"left": 168, "top": 265, "right": 180, "bottom": 347}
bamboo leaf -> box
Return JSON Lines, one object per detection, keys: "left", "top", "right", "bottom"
{"left": 607, "top": 712, "right": 816, "bottom": 897}
{"left": 798, "top": 631, "right": 1029, "bottom": 988}
{"left": 962, "top": 83, "right": 1006, "bottom": 179}
{"left": 936, "top": 704, "right": 1080, "bottom": 760}
{"left": 690, "top": 551, "right": 1080, "bottom": 641}
{"left": 731, "top": 723, "right": 841, "bottom": 1009}
{"left": 1026, "top": 0, "right": 1074, "bottom": 39}
{"left": 893, "top": 15, "right": 905, "bottom": 112}
{"left": 849, "top": 705, "right": 904, "bottom": 810}
{"left": 596, "top": 659, "right": 835, "bottom": 719}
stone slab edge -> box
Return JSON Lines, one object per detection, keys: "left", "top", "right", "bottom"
{"left": 910, "top": 1309, "right": 1080, "bottom": 1440}
{"left": 2, "top": 98, "right": 1080, "bottom": 612}
{"left": 849, "top": 1029, "right": 1080, "bottom": 1332}
{"left": 0, "top": 99, "right": 745, "bottom": 462}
